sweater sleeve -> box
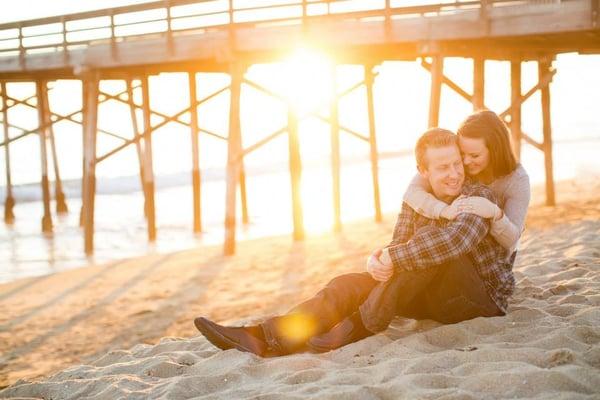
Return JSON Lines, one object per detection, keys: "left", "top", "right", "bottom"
{"left": 403, "top": 173, "right": 448, "bottom": 220}
{"left": 389, "top": 184, "right": 495, "bottom": 271}
{"left": 490, "top": 169, "right": 531, "bottom": 250}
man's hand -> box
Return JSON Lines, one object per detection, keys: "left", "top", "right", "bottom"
{"left": 453, "top": 196, "right": 502, "bottom": 220}
{"left": 366, "top": 248, "right": 394, "bottom": 282}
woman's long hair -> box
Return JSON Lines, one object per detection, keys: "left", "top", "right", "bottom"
{"left": 457, "top": 110, "right": 518, "bottom": 179}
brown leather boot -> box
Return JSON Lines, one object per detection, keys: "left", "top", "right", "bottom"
{"left": 307, "top": 312, "right": 373, "bottom": 353}
{"left": 194, "top": 317, "right": 277, "bottom": 357}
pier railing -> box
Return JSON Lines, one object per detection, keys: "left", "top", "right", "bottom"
{"left": 0, "top": 0, "right": 556, "bottom": 63}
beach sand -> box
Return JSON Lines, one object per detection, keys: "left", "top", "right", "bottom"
{"left": 1, "top": 177, "right": 599, "bottom": 399}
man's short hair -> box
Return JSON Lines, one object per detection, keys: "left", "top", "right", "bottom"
{"left": 415, "top": 128, "right": 458, "bottom": 170}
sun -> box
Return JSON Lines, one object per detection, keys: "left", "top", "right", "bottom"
{"left": 279, "top": 47, "right": 334, "bottom": 116}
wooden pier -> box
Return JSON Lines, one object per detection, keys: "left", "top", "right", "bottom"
{"left": 1, "top": 0, "right": 599, "bottom": 255}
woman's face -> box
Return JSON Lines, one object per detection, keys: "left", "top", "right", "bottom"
{"left": 458, "top": 136, "right": 490, "bottom": 177}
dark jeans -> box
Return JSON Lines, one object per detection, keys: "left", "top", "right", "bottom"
{"left": 261, "top": 256, "right": 502, "bottom": 353}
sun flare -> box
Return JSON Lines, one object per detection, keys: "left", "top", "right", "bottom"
{"left": 278, "top": 47, "right": 334, "bottom": 116}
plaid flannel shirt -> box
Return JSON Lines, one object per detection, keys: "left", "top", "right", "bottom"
{"left": 386, "top": 181, "right": 515, "bottom": 312}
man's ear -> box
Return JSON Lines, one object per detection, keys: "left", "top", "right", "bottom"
{"left": 417, "top": 164, "right": 428, "bottom": 179}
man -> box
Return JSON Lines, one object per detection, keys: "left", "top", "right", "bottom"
{"left": 194, "top": 128, "right": 514, "bottom": 356}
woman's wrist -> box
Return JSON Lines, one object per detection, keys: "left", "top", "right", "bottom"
{"left": 493, "top": 206, "right": 504, "bottom": 221}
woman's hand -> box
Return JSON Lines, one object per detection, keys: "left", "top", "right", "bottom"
{"left": 440, "top": 194, "right": 468, "bottom": 220}
{"left": 453, "top": 196, "right": 502, "bottom": 220}
{"left": 440, "top": 204, "right": 459, "bottom": 220}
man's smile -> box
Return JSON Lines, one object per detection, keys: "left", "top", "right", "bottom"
{"left": 444, "top": 180, "right": 461, "bottom": 190}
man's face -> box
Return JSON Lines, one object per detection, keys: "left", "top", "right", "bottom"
{"left": 419, "top": 145, "right": 465, "bottom": 202}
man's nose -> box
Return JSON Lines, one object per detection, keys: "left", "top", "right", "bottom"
{"left": 449, "top": 164, "right": 461, "bottom": 178}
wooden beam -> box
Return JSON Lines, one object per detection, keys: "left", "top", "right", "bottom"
{"left": 338, "top": 79, "right": 365, "bottom": 100}
{"left": 473, "top": 57, "right": 485, "bottom": 110}
{"left": 237, "top": 77, "right": 248, "bottom": 225}
{"left": 365, "top": 65, "right": 382, "bottom": 223}
{"left": 188, "top": 71, "right": 202, "bottom": 233}
{"left": 102, "top": 84, "right": 229, "bottom": 136}
{"left": 428, "top": 56, "right": 443, "bottom": 128}
{"left": 510, "top": 60, "right": 522, "bottom": 161}
{"left": 330, "top": 64, "right": 341, "bottom": 233}
{"left": 43, "top": 83, "right": 68, "bottom": 214}
{"left": 239, "top": 163, "right": 249, "bottom": 225}
{"left": 81, "top": 72, "right": 99, "bottom": 254}
{"left": 95, "top": 85, "right": 229, "bottom": 164}
{"left": 35, "top": 80, "right": 53, "bottom": 233}
{"left": 1, "top": 82, "right": 15, "bottom": 224}
{"left": 1, "top": 89, "right": 130, "bottom": 146}
{"left": 539, "top": 59, "right": 555, "bottom": 206}
{"left": 421, "top": 59, "right": 472, "bottom": 103}
{"left": 141, "top": 75, "right": 156, "bottom": 241}
{"left": 224, "top": 64, "right": 243, "bottom": 255}
{"left": 287, "top": 106, "right": 304, "bottom": 241}
{"left": 240, "top": 126, "right": 286, "bottom": 158}
{"left": 79, "top": 80, "right": 86, "bottom": 229}
{"left": 499, "top": 67, "right": 556, "bottom": 120}
{"left": 315, "top": 114, "right": 369, "bottom": 142}
{"left": 521, "top": 131, "right": 543, "bottom": 151}
{"left": 126, "top": 78, "right": 148, "bottom": 218}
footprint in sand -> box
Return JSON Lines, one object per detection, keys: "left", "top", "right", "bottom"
{"left": 544, "top": 284, "right": 570, "bottom": 296}
{"left": 508, "top": 308, "right": 548, "bottom": 323}
{"left": 543, "top": 349, "right": 575, "bottom": 368}
{"left": 283, "top": 369, "right": 327, "bottom": 385}
{"left": 572, "top": 325, "right": 600, "bottom": 345}
{"left": 557, "top": 294, "right": 589, "bottom": 305}
{"left": 423, "top": 325, "right": 471, "bottom": 349}
{"left": 549, "top": 267, "right": 589, "bottom": 282}
{"left": 144, "top": 360, "right": 186, "bottom": 378}
{"left": 582, "top": 346, "right": 600, "bottom": 368}
{"left": 545, "top": 304, "right": 581, "bottom": 318}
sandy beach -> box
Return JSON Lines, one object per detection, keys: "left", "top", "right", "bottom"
{"left": 1, "top": 177, "right": 599, "bottom": 399}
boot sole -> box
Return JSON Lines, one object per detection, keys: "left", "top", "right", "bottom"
{"left": 194, "top": 317, "right": 235, "bottom": 351}
{"left": 194, "top": 317, "right": 268, "bottom": 356}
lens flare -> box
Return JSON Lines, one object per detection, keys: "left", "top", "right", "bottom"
{"left": 276, "top": 312, "right": 319, "bottom": 345}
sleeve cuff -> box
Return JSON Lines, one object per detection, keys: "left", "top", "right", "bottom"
{"left": 380, "top": 248, "right": 392, "bottom": 265}
{"left": 387, "top": 245, "right": 415, "bottom": 271}
{"left": 490, "top": 213, "right": 509, "bottom": 235}
{"left": 432, "top": 202, "right": 446, "bottom": 219}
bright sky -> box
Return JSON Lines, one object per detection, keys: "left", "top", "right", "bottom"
{"left": 0, "top": 0, "right": 155, "bottom": 24}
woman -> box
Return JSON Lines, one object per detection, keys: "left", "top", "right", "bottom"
{"left": 403, "top": 110, "right": 530, "bottom": 256}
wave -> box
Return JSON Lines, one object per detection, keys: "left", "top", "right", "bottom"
{"left": 0, "top": 150, "right": 411, "bottom": 204}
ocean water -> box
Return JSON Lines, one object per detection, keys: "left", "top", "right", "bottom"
{"left": 1, "top": 54, "right": 599, "bottom": 283}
